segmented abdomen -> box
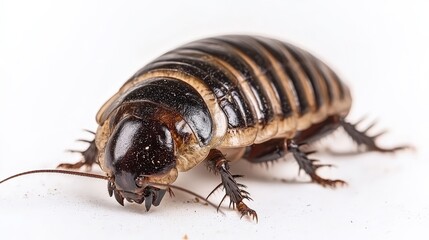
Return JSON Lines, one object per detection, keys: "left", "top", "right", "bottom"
{"left": 97, "top": 35, "right": 352, "bottom": 148}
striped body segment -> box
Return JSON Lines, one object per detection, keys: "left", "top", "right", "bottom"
{"left": 96, "top": 35, "right": 352, "bottom": 171}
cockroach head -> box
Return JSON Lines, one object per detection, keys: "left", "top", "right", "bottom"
{"left": 101, "top": 102, "right": 179, "bottom": 209}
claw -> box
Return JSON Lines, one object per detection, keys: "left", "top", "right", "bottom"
{"left": 237, "top": 202, "right": 258, "bottom": 222}
{"left": 310, "top": 174, "right": 347, "bottom": 188}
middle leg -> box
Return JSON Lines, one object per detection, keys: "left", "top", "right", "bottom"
{"left": 245, "top": 137, "right": 346, "bottom": 187}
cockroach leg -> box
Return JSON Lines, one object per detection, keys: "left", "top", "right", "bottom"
{"left": 286, "top": 140, "right": 346, "bottom": 188}
{"left": 57, "top": 138, "right": 98, "bottom": 171}
{"left": 206, "top": 149, "right": 258, "bottom": 222}
{"left": 245, "top": 138, "right": 345, "bottom": 187}
{"left": 340, "top": 118, "right": 411, "bottom": 153}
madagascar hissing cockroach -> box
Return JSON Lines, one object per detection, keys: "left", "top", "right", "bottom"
{"left": 0, "top": 35, "right": 409, "bottom": 221}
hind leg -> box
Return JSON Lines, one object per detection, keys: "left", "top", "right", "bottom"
{"left": 295, "top": 115, "right": 409, "bottom": 155}
{"left": 57, "top": 130, "right": 99, "bottom": 171}
{"left": 339, "top": 118, "right": 410, "bottom": 153}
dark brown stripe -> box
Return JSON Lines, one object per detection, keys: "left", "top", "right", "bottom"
{"left": 214, "top": 36, "right": 294, "bottom": 118}
{"left": 256, "top": 37, "right": 311, "bottom": 116}
{"left": 300, "top": 49, "right": 333, "bottom": 104}
{"left": 182, "top": 40, "right": 275, "bottom": 125}
{"left": 281, "top": 43, "right": 324, "bottom": 110}
{"left": 328, "top": 67, "right": 346, "bottom": 99}
{"left": 306, "top": 54, "right": 334, "bottom": 104}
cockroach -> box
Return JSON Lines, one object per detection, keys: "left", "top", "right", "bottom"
{"left": 0, "top": 35, "right": 408, "bottom": 221}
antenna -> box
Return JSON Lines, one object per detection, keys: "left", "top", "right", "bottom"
{"left": 0, "top": 169, "right": 222, "bottom": 213}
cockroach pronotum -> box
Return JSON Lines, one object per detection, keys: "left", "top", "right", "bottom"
{"left": 0, "top": 35, "right": 409, "bottom": 221}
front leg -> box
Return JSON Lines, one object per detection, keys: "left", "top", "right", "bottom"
{"left": 206, "top": 149, "right": 258, "bottom": 221}
{"left": 57, "top": 130, "right": 99, "bottom": 171}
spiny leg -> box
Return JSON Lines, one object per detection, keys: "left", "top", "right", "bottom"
{"left": 286, "top": 140, "right": 346, "bottom": 187}
{"left": 245, "top": 138, "right": 346, "bottom": 188}
{"left": 340, "top": 118, "right": 410, "bottom": 153}
{"left": 57, "top": 130, "right": 98, "bottom": 171}
{"left": 206, "top": 149, "right": 257, "bottom": 221}
{"left": 294, "top": 115, "right": 410, "bottom": 156}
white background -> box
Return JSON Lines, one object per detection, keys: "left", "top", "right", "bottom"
{"left": 0, "top": 1, "right": 428, "bottom": 239}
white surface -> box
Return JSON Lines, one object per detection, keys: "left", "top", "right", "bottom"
{"left": 0, "top": 1, "right": 428, "bottom": 239}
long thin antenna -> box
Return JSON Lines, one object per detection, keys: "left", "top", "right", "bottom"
{"left": 0, "top": 169, "right": 222, "bottom": 213}
{"left": 150, "top": 182, "right": 224, "bottom": 213}
{"left": 0, "top": 169, "right": 109, "bottom": 184}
